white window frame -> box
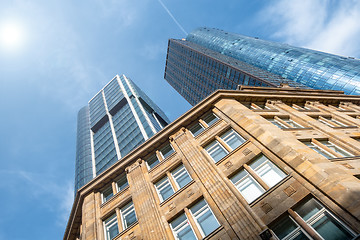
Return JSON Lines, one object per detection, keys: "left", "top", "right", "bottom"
{"left": 189, "top": 122, "right": 206, "bottom": 137}
{"left": 120, "top": 202, "right": 137, "bottom": 230}
{"left": 155, "top": 176, "right": 175, "bottom": 202}
{"left": 146, "top": 154, "right": 160, "bottom": 170}
{"left": 103, "top": 214, "right": 119, "bottom": 240}
{"left": 202, "top": 112, "right": 219, "bottom": 127}
{"left": 231, "top": 169, "right": 266, "bottom": 203}
{"left": 102, "top": 186, "right": 114, "bottom": 204}
{"left": 116, "top": 174, "right": 128, "bottom": 192}
{"left": 189, "top": 199, "right": 220, "bottom": 237}
{"left": 170, "top": 213, "right": 197, "bottom": 240}
{"left": 220, "top": 129, "right": 246, "bottom": 150}
{"left": 159, "top": 144, "right": 175, "bottom": 159}
{"left": 205, "top": 140, "right": 229, "bottom": 163}
{"left": 171, "top": 164, "right": 192, "bottom": 189}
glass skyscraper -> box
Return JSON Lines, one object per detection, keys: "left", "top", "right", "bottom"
{"left": 165, "top": 27, "right": 360, "bottom": 105}
{"left": 75, "top": 74, "right": 169, "bottom": 191}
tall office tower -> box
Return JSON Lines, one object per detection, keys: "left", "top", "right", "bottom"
{"left": 165, "top": 27, "right": 360, "bottom": 105}
{"left": 75, "top": 74, "right": 169, "bottom": 191}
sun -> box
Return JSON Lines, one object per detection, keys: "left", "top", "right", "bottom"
{"left": 0, "top": 22, "right": 24, "bottom": 51}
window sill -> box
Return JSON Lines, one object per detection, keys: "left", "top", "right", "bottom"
{"left": 249, "top": 175, "right": 292, "bottom": 207}
{"left": 332, "top": 126, "right": 358, "bottom": 129}
{"left": 101, "top": 186, "right": 130, "bottom": 208}
{"left": 159, "top": 180, "right": 195, "bottom": 207}
{"left": 113, "top": 221, "right": 139, "bottom": 240}
{"left": 330, "top": 155, "right": 360, "bottom": 161}
{"left": 252, "top": 109, "right": 278, "bottom": 112}
{"left": 282, "top": 127, "right": 313, "bottom": 131}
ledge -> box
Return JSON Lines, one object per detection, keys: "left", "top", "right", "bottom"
{"left": 113, "top": 221, "right": 139, "bottom": 240}
{"left": 332, "top": 126, "right": 358, "bottom": 129}
{"left": 203, "top": 226, "right": 224, "bottom": 239}
{"left": 330, "top": 156, "right": 360, "bottom": 161}
{"left": 195, "top": 119, "right": 224, "bottom": 139}
{"left": 282, "top": 127, "right": 313, "bottom": 131}
{"left": 215, "top": 141, "right": 251, "bottom": 166}
{"left": 148, "top": 152, "right": 177, "bottom": 173}
{"left": 100, "top": 186, "right": 130, "bottom": 209}
{"left": 159, "top": 180, "right": 195, "bottom": 207}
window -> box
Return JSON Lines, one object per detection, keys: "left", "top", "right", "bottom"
{"left": 190, "top": 199, "right": 220, "bottom": 236}
{"left": 205, "top": 129, "right": 246, "bottom": 163}
{"left": 230, "top": 155, "right": 286, "bottom": 203}
{"left": 269, "top": 117, "right": 303, "bottom": 129}
{"left": 292, "top": 103, "right": 312, "bottom": 111}
{"left": 155, "top": 164, "right": 192, "bottom": 202}
{"left": 145, "top": 143, "right": 176, "bottom": 170}
{"left": 270, "top": 198, "right": 355, "bottom": 240}
{"left": 250, "top": 103, "right": 271, "bottom": 110}
{"left": 116, "top": 174, "right": 128, "bottom": 192}
{"left": 146, "top": 154, "right": 159, "bottom": 169}
{"left": 189, "top": 112, "right": 219, "bottom": 137}
{"left": 120, "top": 202, "right": 137, "bottom": 229}
{"left": 170, "top": 213, "right": 197, "bottom": 240}
{"left": 317, "top": 116, "right": 348, "bottom": 128}
{"left": 102, "top": 186, "right": 114, "bottom": 203}
{"left": 304, "top": 140, "right": 353, "bottom": 159}
{"left": 170, "top": 199, "right": 220, "bottom": 240}
{"left": 104, "top": 214, "right": 119, "bottom": 240}
{"left": 160, "top": 144, "right": 175, "bottom": 159}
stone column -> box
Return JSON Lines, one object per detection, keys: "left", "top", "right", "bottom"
{"left": 81, "top": 192, "right": 97, "bottom": 240}
{"left": 126, "top": 159, "right": 168, "bottom": 240}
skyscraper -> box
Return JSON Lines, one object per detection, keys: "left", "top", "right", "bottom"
{"left": 165, "top": 27, "right": 360, "bottom": 105}
{"left": 75, "top": 74, "right": 169, "bottom": 191}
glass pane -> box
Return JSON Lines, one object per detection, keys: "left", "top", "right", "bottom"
{"left": 147, "top": 154, "right": 159, "bottom": 169}
{"left": 124, "top": 211, "right": 137, "bottom": 228}
{"left": 117, "top": 175, "right": 128, "bottom": 191}
{"left": 172, "top": 166, "right": 192, "bottom": 189}
{"left": 157, "top": 180, "right": 174, "bottom": 201}
{"left": 294, "top": 198, "right": 322, "bottom": 221}
{"left": 108, "top": 224, "right": 119, "bottom": 239}
{"left": 177, "top": 226, "right": 197, "bottom": 240}
{"left": 269, "top": 119, "right": 285, "bottom": 128}
{"left": 291, "top": 232, "right": 310, "bottom": 240}
{"left": 189, "top": 123, "right": 204, "bottom": 137}
{"left": 250, "top": 157, "right": 286, "bottom": 187}
{"left": 103, "top": 187, "right": 113, "bottom": 202}
{"left": 312, "top": 212, "right": 353, "bottom": 240}
{"left": 197, "top": 209, "right": 219, "bottom": 236}
{"left": 205, "top": 141, "right": 228, "bottom": 162}
{"left": 202, "top": 113, "right": 218, "bottom": 127}
{"left": 236, "top": 175, "right": 265, "bottom": 203}
{"left": 171, "top": 214, "right": 187, "bottom": 227}
{"left": 160, "top": 144, "right": 174, "bottom": 159}
{"left": 221, "top": 129, "right": 245, "bottom": 150}
{"left": 270, "top": 215, "right": 298, "bottom": 239}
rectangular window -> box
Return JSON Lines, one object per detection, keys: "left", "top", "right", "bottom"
{"left": 270, "top": 198, "right": 355, "bottom": 240}
{"left": 189, "top": 122, "right": 205, "bottom": 137}
{"left": 120, "top": 202, "right": 137, "bottom": 229}
{"left": 102, "top": 187, "right": 114, "bottom": 203}
{"left": 155, "top": 164, "right": 192, "bottom": 202}
{"left": 116, "top": 174, "right": 128, "bottom": 192}
{"left": 155, "top": 177, "right": 175, "bottom": 202}
{"left": 190, "top": 199, "right": 220, "bottom": 237}
{"left": 205, "top": 140, "right": 228, "bottom": 163}
{"left": 205, "top": 129, "right": 246, "bottom": 162}
{"left": 269, "top": 117, "right": 303, "bottom": 129}
{"left": 104, "top": 214, "right": 119, "bottom": 240}
{"left": 317, "top": 116, "right": 348, "bottom": 128}
{"left": 304, "top": 140, "right": 353, "bottom": 159}
{"left": 170, "top": 213, "right": 197, "bottom": 240}
{"left": 231, "top": 155, "right": 286, "bottom": 203}
{"left": 171, "top": 164, "right": 192, "bottom": 189}
{"left": 220, "top": 129, "right": 246, "bottom": 150}
{"left": 146, "top": 154, "right": 160, "bottom": 169}
{"left": 189, "top": 112, "right": 220, "bottom": 137}
{"left": 160, "top": 144, "right": 175, "bottom": 159}
{"left": 202, "top": 112, "right": 219, "bottom": 127}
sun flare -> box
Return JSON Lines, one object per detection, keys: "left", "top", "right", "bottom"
{"left": 0, "top": 22, "right": 24, "bottom": 51}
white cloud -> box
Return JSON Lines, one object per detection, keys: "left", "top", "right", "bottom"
{"left": 260, "top": 0, "right": 360, "bottom": 57}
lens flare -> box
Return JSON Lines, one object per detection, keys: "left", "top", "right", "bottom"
{"left": 0, "top": 22, "right": 24, "bottom": 51}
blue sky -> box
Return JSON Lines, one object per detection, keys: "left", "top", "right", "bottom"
{"left": 0, "top": 0, "right": 359, "bottom": 239}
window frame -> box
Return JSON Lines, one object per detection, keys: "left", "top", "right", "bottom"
{"left": 189, "top": 112, "right": 220, "bottom": 137}
{"left": 116, "top": 174, "right": 129, "bottom": 193}
{"left": 103, "top": 214, "right": 119, "bottom": 240}
{"left": 120, "top": 201, "right": 137, "bottom": 230}
{"left": 230, "top": 154, "right": 287, "bottom": 203}
{"left": 102, "top": 186, "right": 114, "bottom": 204}
{"left": 303, "top": 139, "right": 353, "bottom": 159}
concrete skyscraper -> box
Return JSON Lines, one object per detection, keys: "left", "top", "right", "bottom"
{"left": 75, "top": 74, "right": 169, "bottom": 191}
{"left": 165, "top": 27, "right": 360, "bottom": 105}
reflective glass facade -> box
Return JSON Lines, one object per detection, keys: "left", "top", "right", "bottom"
{"left": 74, "top": 74, "right": 169, "bottom": 192}
{"left": 187, "top": 27, "right": 360, "bottom": 96}
{"left": 165, "top": 38, "right": 308, "bottom": 105}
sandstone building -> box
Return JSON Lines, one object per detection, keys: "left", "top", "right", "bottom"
{"left": 65, "top": 86, "right": 360, "bottom": 240}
